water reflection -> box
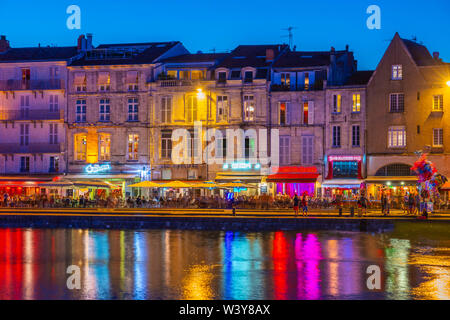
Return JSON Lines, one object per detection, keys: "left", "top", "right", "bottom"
{"left": 0, "top": 228, "right": 449, "bottom": 300}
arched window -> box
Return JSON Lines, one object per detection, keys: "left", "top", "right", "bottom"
{"left": 375, "top": 163, "right": 413, "bottom": 176}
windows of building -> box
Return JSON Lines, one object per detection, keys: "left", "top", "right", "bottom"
{"left": 49, "top": 156, "right": 59, "bottom": 173}
{"left": 99, "top": 99, "right": 110, "bottom": 122}
{"left": 127, "top": 71, "right": 139, "bottom": 91}
{"left": 127, "top": 98, "right": 139, "bottom": 121}
{"left": 74, "top": 134, "right": 87, "bottom": 161}
{"left": 186, "top": 95, "right": 198, "bottom": 122}
{"left": 74, "top": 72, "right": 86, "bottom": 92}
{"left": 98, "top": 72, "right": 110, "bottom": 92}
{"left": 433, "top": 128, "right": 444, "bottom": 147}
{"left": 20, "top": 95, "right": 30, "bottom": 118}
{"left": 244, "top": 71, "right": 253, "bottom": 83}
{"left": 217, "top": 96, "right": 228, "bottom": 122}
{"left": 375, "top": 163, "right": 413, "bottom": 176}
{"left": 76, "top": 99, "right": 86, "bottom": 122}
{"left": 332, "top": 126, "right": 341, "bottom": 147}
{"left": 333, "top": 161, "right": 358, "bottom": 178}
{"left": 302, "top": 135, "right": 314, "bottom": 165}
{"left": 20, "top": 156, "right": 30, "bottom": 173}
{"left": 432, "top": 95, "right": 444, "bottom": 112}
{"left": 304, "top": 72, "right": 310, "bottom": 90}
{"left": 244, "top": 137, "right": 256, "bottom": 160}
{"left": 20, "top": 124, "right": 29, "bottom": 146}
{"left": 352, "top": 125, "right": 360, "bottom": 147}
{"left": 99, "top": 133, "right": 111, "bottom": 161}
{"left": 21, "top": 68, "right": 30, "bottom": 89}
{"left": 216, "top": 133, "right": 227, "bottom": 159}
{"left": 279, "top": 102, "right": 289, "bottom": 125}
{"left": 303, "top": 101, "right": 311, "bottom": 124}
{"left": 352, "top": 94, "right": 361, "bottom": 113}
{"left": 49, "top": 95, "right": 59, "bottom": 112}
{"left": 391, "top": 64, "right": 403, "bottom": 80}
{"left": 160, "top": 96, "right": 172, "bottom": 123}
{"left": 217, "top": 71, "right": 227, "bottom": 83}
{"left": 243, "top": 95, "right": 255, "bottom": 121}
{"left": 279, "top": 136, "right": 290, "bottom": 165}
{"left": 281, "top": 73, "right": 290, "bottom": 87}
{"left": 332, "top": 94, "right": 341, "bottom": 113}
{"left": 127, "top": 134, "right": 139, "bottom": 161}
{"left": 49, "top": 66, "right": 60, "bottom": 80}
{"left": 390, "top": 93, "right": 405, "bottom": 112}
{"left": 388, "top": 126, "right": 406, "bottom": 148}
{"left": 49, "top": 124, "right": 58, "bottom": 144}
{"left": 161, "top": 130, "right": 172, "bottom": 159}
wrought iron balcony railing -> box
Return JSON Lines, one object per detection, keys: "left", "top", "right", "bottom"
{"left": 0, "top": 79, "right": 65, "bottom": 91}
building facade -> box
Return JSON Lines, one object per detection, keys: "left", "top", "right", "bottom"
{"left": 0, "top": 35, "right": 79, "bottom": 195}
{"left": 366, "top": 33, "right": 450, "bottom": 198}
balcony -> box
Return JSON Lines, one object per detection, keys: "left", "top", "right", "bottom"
{"left": 0, "top": 143, "right": 61, "bottom": 154}
{"left": 271, "top": 81, "right": 324, "bottom": 92}
{"left": 0, "top": 109, "right": 63, "bottom": 121}
{"left": 0, "top": 79, "right": 65, "bottom": 91}
{"left": 157, "top": 79, "right": 204, "bottom": 87}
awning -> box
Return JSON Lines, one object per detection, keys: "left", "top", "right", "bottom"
{"left": 98, "top": 72, "right": 110, "bottom": 84}
{"left": 0, "top": 175, "right": 56, "bottom": 187}
{"left": 441, "top": 182, "right": 450, "bottom": 191}
{"left": 322, "top": 179, "right": 363, "bottom": 188}
{"left": 74, "top": 72, "right": 86, "bottom": 85}
{"left": 126, "top": 71, "right": 138, "bottom": 83}
{"left": 365, "top": 176, "right": 418, "bottom": 184}
{"left": 64, "top": 174, "right": 136, "bottom": 180}
{"left": 215, "top": 172, "right": 263, "bottom": 183}
{"left": 267, "top": 173, "right": 319, "bottom": 183}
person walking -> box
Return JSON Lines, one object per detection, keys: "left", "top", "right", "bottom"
{"left": 408, "top": 192, "right": 415, "bottom": 215}
{"left": 359, "top": 193, "right": 369, "bottom": 216}
{"left": 293, "top": 194, "right": 299, "bottom": 217}
{"left": 301, "top": 194, "right": 308, "bottom": 216}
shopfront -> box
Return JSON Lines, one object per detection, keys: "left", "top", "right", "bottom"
{"left": 267, "top": 166, "right": 320, "bottom": 197}
{"left": 323, "top": 155, "right": 363, "bottom": 199}
{"left": 0, "top": 175, "right": 56, "bottom": 197}
{"left": 215, "top": 162, "right": 264, "bottom": 195}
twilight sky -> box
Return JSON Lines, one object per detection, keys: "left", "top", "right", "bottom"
{"left": 0, "top": 0, "right": 449, "bottom": 70}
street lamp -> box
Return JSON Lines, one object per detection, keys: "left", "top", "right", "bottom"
{"left": 446, "top": 80, "right": 450, "bottom": 87}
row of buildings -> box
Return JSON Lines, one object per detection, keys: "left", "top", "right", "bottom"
{"left": 0, "top": 33, "right": 449, "bottom": 199}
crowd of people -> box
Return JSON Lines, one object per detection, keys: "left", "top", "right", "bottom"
{"left": 0, "top": 189, "right": 447, "bottom": 214}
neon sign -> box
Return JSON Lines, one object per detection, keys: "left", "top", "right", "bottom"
{"left": 328, "top": 155, "right": 362, "bottom": 162}
{"left": 85, "top": 163, "right": 111, "bottom": 174}
{"left": 223, "top": 162, "right": 261, "bottom": 170}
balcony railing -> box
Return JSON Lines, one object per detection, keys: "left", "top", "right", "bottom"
{"left": 0, "top": 109, "right": 63, "bottom": 121}
{"left": 0, "top": 143, "right": 61, "bottom": 154}
{"left": 0, "top": 79, "right": 65, "bottom": 91}
{"left": 158, "top": 79, "right": 203, "bottom": 87}
{"left": 271, "top": 81, "right": 324, "bottom": 92}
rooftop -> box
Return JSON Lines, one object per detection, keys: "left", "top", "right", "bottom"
{"left": 0, "top": 46, "right": 79, "bottom": 63}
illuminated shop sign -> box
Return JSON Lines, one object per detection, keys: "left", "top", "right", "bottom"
{"left": 85, "top": 163, "right": 111, "bottom": 174}
{"left": 328, "top": 155, "right": 362, "bottom": 162}
{"left": 222, "top": 162, "right": 261, "bottom": 170}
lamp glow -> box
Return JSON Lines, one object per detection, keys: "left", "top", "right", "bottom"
{"left": 196, "top": 88, "right": 205, "bottom": 99}
{"left": 447, "top": 80, "right": 450, "bottom": 87}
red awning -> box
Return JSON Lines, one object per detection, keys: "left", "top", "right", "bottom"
{"left": 267, "top": 173, "right": 319, "bottom": 183}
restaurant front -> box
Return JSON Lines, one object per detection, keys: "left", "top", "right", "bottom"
{"left": 214, "top": 162, "right": 264, "bottom": 195}
{"left": 267, "top": 166, "right": 320, "bottom": 197}
{"left": 323, "top": 155, "right": 363, "bottom": 199}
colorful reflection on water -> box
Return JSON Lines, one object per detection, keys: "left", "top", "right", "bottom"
{"left": 0, "top": 228, "right": 449, "bottom": 300}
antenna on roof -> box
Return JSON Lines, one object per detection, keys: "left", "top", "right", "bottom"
{"left": 412, "top": 35, "right": 418, "bottom": 42}
{"left": 282, "top": 26, "right": 297, "bottom": 49}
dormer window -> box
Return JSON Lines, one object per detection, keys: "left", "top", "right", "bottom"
{"left": 392, "top": 65, "right": 403, "bottom": 80}
{"left": 281, "top": 73, "right": 290, "bottom": 87}
{"left": 74, "top": 72, "right": 86, "bottom": 92}
{"left": 244, "top": 71, "right": 253, "bottom": 83}
{"left": 127, "top": 71, "right": 139, "bottom": 91}
{"left": 217, "top": 71, "right": 227, "bottom": 83}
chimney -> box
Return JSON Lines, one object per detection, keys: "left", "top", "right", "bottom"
{"left": 0, "top": 35, "right": 10, "bottom": 53}
{"left": 266, "top": 48, "right": 274, "bottom": 62}
{"left": 86, "top": 33, "right": 93, "bottom": 50}
{"left": 433, "top": 52, "right": 440, "bottom": 60}
{"left": 77, "top": 34, "right": 86, "bottom": 52}
{"left": 346, "top": 44, "right": 349, "bottom": 51}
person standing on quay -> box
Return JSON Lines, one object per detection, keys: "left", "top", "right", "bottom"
{"left": 293, "top": 194, "right": 299, "bottom": 217}
{"left": 301, "top": 194, "right": 308, "bottom": 216}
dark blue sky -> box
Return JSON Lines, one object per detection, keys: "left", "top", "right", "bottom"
{"left": 1, "top": 0, "right": 449, "bottom": 70}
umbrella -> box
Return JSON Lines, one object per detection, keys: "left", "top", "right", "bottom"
{"left": 219, "top": 180, "right": 257, "bottom": 189}
{"left": 160, "top": 180, "right": 192, "bottom": 188}
{"left": 38, "top": 180, "right": 75, "bottom": 188}
{"left": 128, "top": 181, "right": 162, "bottom": 188}
{"left": 190, "top": 181, "right": 220, "bottom": 188}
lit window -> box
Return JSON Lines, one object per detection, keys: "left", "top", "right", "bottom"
{"left": 75, "top": 134, "right": 87, "bottom": 161}
{"left": 352, "top": 94, "right": 361, "bottom": 112}
{"left": 99, "top": 133, "right": 111, "bottom": 161}
{"left": 279, "top": 102, "right": 288, "bottom": 125}
{"left": 191, "top": 70, "right": 204, "bottom": 80}
{"left": 127, "top": 134, "right": 139, "bottom": 161}
{"left": 98, "top": 72, "right": 110, "bottom": 92}
{"left": 432, "top": 95, "right": 444, "bottom": 112}
{"left": 281, "top": 73, "right": 290, "bottom": 87}
{"left": 186, "top": 96, "right": 198, "bottom": 122}
{"left": 433, "top": 128, "right": 443, "bottom": 147}
{"left": 388, "top": 126, "right": 406, "bottom": 148}
{"left": 392, "top": 65, "right": 403, "bottom": 80}
{"left": 390, "top": 93, "right": 405, "bottom": 112}
{"left": 303, "top": 102, "right": 309, "bottom": 124}
{"left": 304, "top": 72, "right": 310, "bottom": 90}
{"left": 243, "top": 95, "right": 255, "bottom": 121}
{"left": 332, "top": 94, "right": 341, "bottom": 113}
